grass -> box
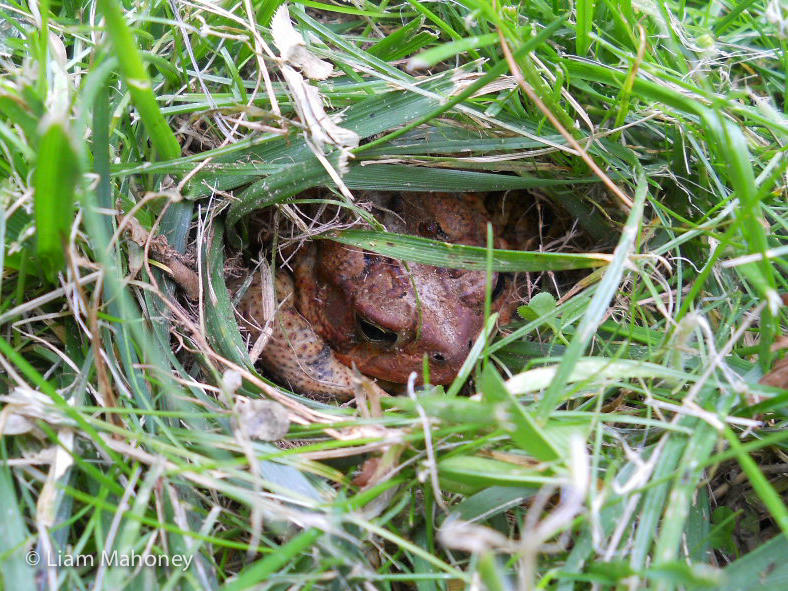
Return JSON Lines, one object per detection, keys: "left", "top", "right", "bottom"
{"left": 1, "top": 0, "right": 787, "bottom": 589}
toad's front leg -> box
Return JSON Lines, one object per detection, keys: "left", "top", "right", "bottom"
{"left": 237, "top": 271, "right": 360, "bottom": 401}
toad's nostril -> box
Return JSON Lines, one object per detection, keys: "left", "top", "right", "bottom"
{"left": 432, "top": 352, "right": 446, "bottom": 362}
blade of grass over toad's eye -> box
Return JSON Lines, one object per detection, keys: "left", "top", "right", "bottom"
{"left": 33, "top": 119, "right": 79, "bottom": 281}
{"left": 97, "top": 0, "right": 180, "bottom": 161}
{"left": 328, "top": 230, "right": 610, "bottom": 272}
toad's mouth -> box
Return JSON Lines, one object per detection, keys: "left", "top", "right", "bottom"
{"left": 333, "top": 343, "right": 469, "bottom": 385}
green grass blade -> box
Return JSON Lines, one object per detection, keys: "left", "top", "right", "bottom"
{"left": 0, "top": 463, "right": 35, "bottom": 591}
{"left": 576, "top": 0, "right": 595, "bottom": 56}
{"left": 221, "top": 528, "right": 323, "bottom": 591}
{"left": 33, "top": 119, "right": 79, "bottom": 280}
{"left": 356, "top": 15, "right": 567, "bottom": 154}
{"left": 536, "top": 169, "right": 647, "bottom": 419}
{"left": 712, "top": 0, "right": 760, "bottom": 34}
{"left": 343, "top": 164, "right": 590, "bottom": 191}
{"left": 480, "top": 364, "right": 561, "bottom": 461}
{"left": 407, "top": 32, "right": 499, "bottom": 70}
{"left": 722, "top": 426, "right": 788, "bottom": 538}
{"left": 720, "top": 535, "right": 788, "bottom": 590}
{"left": 329, "top": 229, "right": 609, "bottom": 272}
{"left": 703, "top": 111, "right": 777, "bottom": 366}
{"left": 438, "top": 455, "right": 558, "bottom": 491}
{"left": 202, "top": 220, "right": 254, "bottom": 368}
{"left": 403, "top": 0, "right": 462, "bottom": 41}
{"left": 97, "top": 0, "right": 180, "bottom": 161}
{"left": 369, "top": 18, "right": 434, "bottom": 61}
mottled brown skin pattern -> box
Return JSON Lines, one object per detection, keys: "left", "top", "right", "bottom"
{"left": 237, "top": 272, "right": 357, "bottom": 400}
{"left": 293, "top": 192, "right": 515, "bottom": 386}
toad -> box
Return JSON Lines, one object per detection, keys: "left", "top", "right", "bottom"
{"left": 237, "top": 192, "right": 518, "bottom": 400}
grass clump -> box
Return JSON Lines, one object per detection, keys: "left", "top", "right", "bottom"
{"left": 1, "top": 1, "right": 787, "bottom": 590}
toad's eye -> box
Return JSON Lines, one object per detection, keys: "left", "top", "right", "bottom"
{"left": 357, "top": 315, "right": 398, "bottom": 346}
